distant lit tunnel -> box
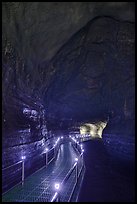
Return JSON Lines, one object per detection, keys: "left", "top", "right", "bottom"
{"left": 80, "top": 121, "right": 107, "bottom": 138}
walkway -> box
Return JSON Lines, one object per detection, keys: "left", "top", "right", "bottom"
{"left": 2, "top": 141, "right": 83, "bottom": 202}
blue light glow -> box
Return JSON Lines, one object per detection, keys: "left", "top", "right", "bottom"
{"left": 75, "top": 158, "right": 78, "bottom": 162}
{"left": 21, "top": 156, "right": 26, "bottom": 160}
{"left": 54, "top": 183, "right": 60, "bottom": 190}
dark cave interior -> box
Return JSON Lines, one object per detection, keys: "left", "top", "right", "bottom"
{"left": 2, "top": 2, "right": 135, "bottom": 202}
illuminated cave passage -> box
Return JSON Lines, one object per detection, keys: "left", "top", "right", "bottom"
{"left": 2, "top": 2, "right": 135, "bottom": 202}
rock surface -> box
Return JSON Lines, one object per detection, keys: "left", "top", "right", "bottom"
{"left": 46, "top": 16, "right": 135, "bottom": 125}
{"left": 2, "top": 2, "right": 135, "bottom": 192}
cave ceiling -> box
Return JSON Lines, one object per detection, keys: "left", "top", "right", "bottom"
{"left": 2, "top": 2, "right": 135, "bottom": 123}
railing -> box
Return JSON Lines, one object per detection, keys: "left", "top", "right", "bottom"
{"left": 70, "top": 133, "right": 92, "bottom": 143}
{"left": 50, "top": 136, "right": 85, "bottom": 202}
{"left": 2, "top": 137, "right": 63, "bottom": 194}
{"left": 2, "top": 160, "right": 23, "bottom": 193}
{"left": 2, "top": 135, "right": 85, "bottom": 201}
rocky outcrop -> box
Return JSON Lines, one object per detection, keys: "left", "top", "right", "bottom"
{"left": 46, "top": 16, "right": 134, "bottom": 125}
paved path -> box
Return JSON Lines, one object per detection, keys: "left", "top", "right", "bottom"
{"left": 2, "top": 141, "right": 82, "bottom": 202}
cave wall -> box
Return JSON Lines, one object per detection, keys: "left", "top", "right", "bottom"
{"left": 46, "top": 16, "right": 135, "bottom": 125}
{"left": 2, "top": 2, "right": 135, "bottom": 135}
{"left": 46, "top": 16, "right": 135, "bottom": 162}
{"left": 2, "top": 14, "right": 135, "bottom": 165}
{"left": 2, "top": 101, "right": 47, "bottom": 168}
{"left": 2, "top": 2, "right": 135, "bottom": 191}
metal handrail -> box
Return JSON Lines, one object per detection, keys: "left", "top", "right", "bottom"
{"left": 2, "top": 137, "right": 62, "bottom": 194}
{"left": 68, "top": 158, "right": 84, "bottom": 202}
{"left": 61, "top": 152, "right": 83, "bottom": 185}
{"left": 3, "top": 136, "right": 84, "bottom": 201}
{"left": 2, "top": 160, "right": 22, "bottom": 171}
{"left": 61, "top": 162, "right": 77, "bottom": 185}
{"left": 2, "top": 147, "right": 54, "bottom": 172}
{"left": 2, "top": 137, "right": 61, "bottom": 170}
{"left": 51, "top": 141, "right": 84, "bottom": 202}
{"left": 50, "top": 162, "right": 78, "bottom": 202}
{"left": 51, "top": 192, "right": 58, "bottom": 202}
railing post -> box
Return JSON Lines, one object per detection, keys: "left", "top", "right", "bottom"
{"left": 57, "top": 193, "right": 60, "bottom": 202}
{"left": 22, "top": 160, "right": 24, "bottom": 185}
{"left": 56, "top": 144, "right": 57, "bottom": 157}
{"left": 75, "top": 163, "right": 78, "bottom": 184}
{"left": 45, "top": 148, "right": 48, "bottom": 166}
{"left": 55, "top": 143, "right": 58, "bottom": 157}
{"left": 46, "top": 152, "right": 48, "bottom": 166}
{"left": 53, "top": 147, "right": 55, "bottom": 159}
{"left": 82, "top": 153, "right": 83, "bottom": 165}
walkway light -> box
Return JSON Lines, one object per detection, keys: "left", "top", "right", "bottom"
{"left": 54, "top": 183, "right": 60, "bottom": 190}
{"left": 75, "top": 158, "right": 78, "bottom": 162}
{"left": 21, "top": 156, "right": 26, "bottom": 160}
{"left": 45, "top": 148, "right": 49, "bottom": 152}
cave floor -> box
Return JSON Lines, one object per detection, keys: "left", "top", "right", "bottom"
{"left": 2, "top": 138, "right": 135, "bottom": 202}
{"left": 2, "top": 141, "right": 81, "bottom": 202}
{"left": 78, "top": 139, "right": 135, "bottom": 202}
